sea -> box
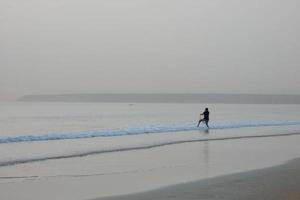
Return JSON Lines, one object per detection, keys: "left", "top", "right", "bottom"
{"left": 1, "top": 102, "right": 300, "bottom": 167}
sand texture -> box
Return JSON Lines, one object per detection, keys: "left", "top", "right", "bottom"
{"left": 95, "top": 158, "right": 300, "bottom": 200}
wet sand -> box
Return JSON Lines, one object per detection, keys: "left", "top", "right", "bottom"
{"left": 95, "top": 158, "right": 300, "bottom": 200}
{"left": 0, "top": 131, "right": 300, "bottom": 200}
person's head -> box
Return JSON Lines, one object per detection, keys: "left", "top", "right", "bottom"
{"left": 205, "top": 108, "right": 209, "bottom": 111}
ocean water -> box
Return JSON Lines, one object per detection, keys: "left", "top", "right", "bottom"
{"left": 0, "top": 102, "right": 300, "bottom": 167}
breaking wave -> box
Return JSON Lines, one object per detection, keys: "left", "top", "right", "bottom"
{"left": 1, "top": 120, "right": 300, "bottom": 144}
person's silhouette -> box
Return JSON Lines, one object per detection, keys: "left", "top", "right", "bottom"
{"left": 197, "top": 108, "right": 209, "bottom": 128}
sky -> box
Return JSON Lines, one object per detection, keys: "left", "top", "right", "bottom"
{"left": 1, "top": 0, "right": 300, "bottom": 100}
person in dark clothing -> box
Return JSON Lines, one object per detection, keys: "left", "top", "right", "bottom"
{"left": 197, "top": 108, "right": 209, "bottom": 128}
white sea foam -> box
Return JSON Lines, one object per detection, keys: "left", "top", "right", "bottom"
{"left": 1, "top": 120, "right": 300, "bottom": 144}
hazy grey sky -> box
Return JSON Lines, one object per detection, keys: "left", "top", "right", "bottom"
{"left": 1, "top": 0, "right": 300, "bottom": 100}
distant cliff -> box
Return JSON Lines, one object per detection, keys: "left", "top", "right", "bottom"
{"left": 17, "top": 93, "right": 300, "bottom": 104}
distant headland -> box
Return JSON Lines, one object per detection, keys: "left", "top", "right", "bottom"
{"left": 17, "top": 93, "right": 300, "bottom": 104}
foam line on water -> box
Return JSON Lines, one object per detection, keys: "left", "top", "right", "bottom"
{"left": 1, "top": 131, "right": 300, "bottom": 167}
{"left": 1, "top": 120, "right": 300, "bottom": 144}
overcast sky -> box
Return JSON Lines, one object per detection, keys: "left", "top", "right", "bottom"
{"left": 1, "top": 0, "right": 300, "bottom": 100}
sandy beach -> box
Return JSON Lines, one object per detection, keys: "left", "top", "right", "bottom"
{"left": 0, "top": 131, "right": 300, "bottom": 200}
{"left": 95, "top": 157, "right": 300, "bottom": 200}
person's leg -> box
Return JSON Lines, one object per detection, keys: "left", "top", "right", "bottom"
{"left": 205, "top": 120, "right": 209, "bottom": 128}
{"left": 197, "top": 119, "right": 203, "bottom": 127}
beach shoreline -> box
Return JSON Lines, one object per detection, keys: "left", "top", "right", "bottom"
{"left": 94, "top": 157, "right": 300, "bottom": 200}
{"left": 1, "top": 133, "right": 300, "bottom": 200}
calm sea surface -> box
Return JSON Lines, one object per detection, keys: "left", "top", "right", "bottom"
{"left": 1, "top": 102, "right": 300, "bottom": 136}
